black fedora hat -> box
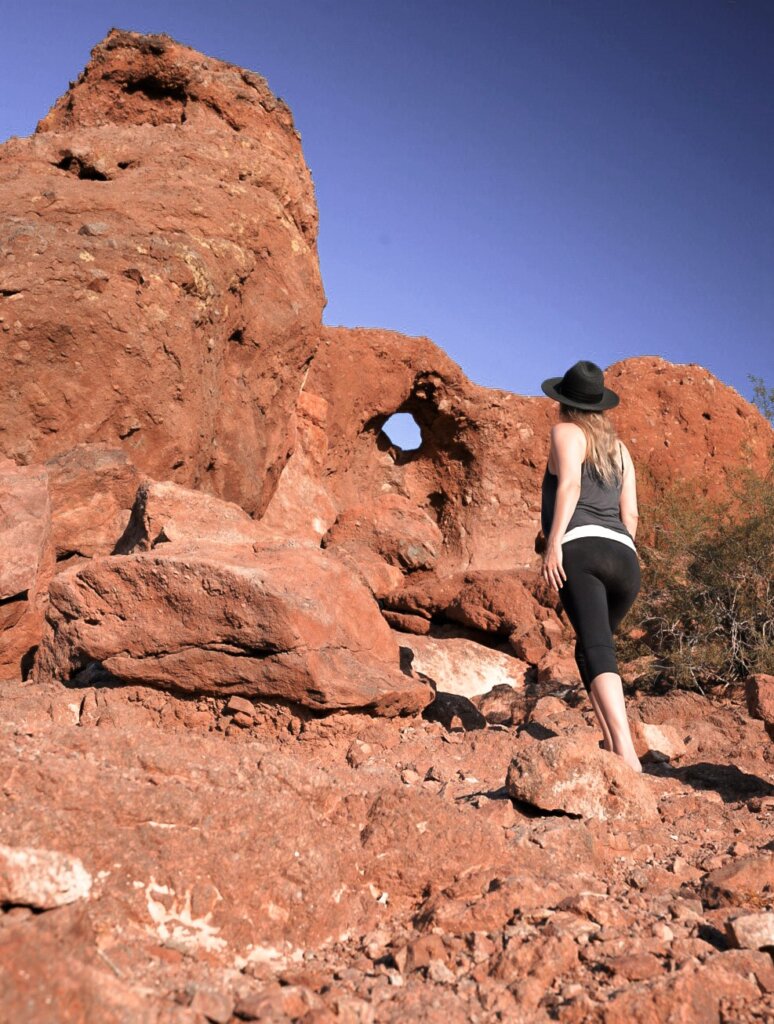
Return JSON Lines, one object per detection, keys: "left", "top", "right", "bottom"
{"left": 541, "top": 360, "right": 619, "bottom": 411}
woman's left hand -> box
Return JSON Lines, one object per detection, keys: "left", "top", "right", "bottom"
{"left": 542, "top": 542, "right": 567, "bottom": 592}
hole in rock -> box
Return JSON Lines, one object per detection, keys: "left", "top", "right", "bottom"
{"left": 54, "top": 155, "right": 109, "bottom": 181}
{"left": 55, "top": 550, "right": 80, "bottom": 563}
{"left": 124, "top": 76, "right": 187, "bottom": 105}
{"left": 381, "top": 412, "right": 422, "bottom": 452}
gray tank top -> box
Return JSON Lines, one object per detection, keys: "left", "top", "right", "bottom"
{"left": 541, "top": 441, "right": 632, "bottom": 539}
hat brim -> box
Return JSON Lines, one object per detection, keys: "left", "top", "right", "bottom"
{"left": 540, "top": 377, "right": 620, "bottom": 411}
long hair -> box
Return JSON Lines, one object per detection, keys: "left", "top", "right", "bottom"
{"left": 559, "top": 404, "right": 622, "bottom": 487}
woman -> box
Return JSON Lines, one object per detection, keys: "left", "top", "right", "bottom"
{"left": 539, "top": 360, "right": 643, "bottom": 772}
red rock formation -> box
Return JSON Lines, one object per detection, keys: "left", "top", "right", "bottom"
{"left": 0, "top": 28, "right": 324, "bottom": 516}
{"left": 46, "top": 444, "right": 140, "bottom": 559}
{"left": 0, "top": 459, "right": 54, "bottom": 679}
{"left": 305, "top": 328, "right": 772, "bottom": 575}
{"left": 35, "top": 554, "right": 431, "bottom": 715}
{"left": 2, "top": 30, "right": 774, "bottom": 1022}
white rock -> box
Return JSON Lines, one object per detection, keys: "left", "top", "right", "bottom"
{"left": 726, "top": 912, "right": 774, "bottom": 951}
{"left": 0, "top": 844, "right": 92, "bottom": 908}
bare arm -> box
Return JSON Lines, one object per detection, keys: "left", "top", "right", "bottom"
{"left": 546, "top": 423, "right": 584, "bottom": 547}
{"left": 542, "top": 423, "right": 585, "bottom": 590}
{"left": 619, "top": 442, "right": 639, "bottom": 539}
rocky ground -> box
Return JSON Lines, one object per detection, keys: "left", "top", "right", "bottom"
{"left": 1, "top": 675, "right": 772, "bottom": 1023}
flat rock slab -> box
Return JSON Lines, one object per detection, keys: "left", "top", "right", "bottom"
{"left": 34, "top": 545, "right": 433, "bottom": 716}
{"left": 398, "top": 632, "right": 529, "bottom": 698}
{"left": 505, "top": 736, "right": 660, "bottom": 822}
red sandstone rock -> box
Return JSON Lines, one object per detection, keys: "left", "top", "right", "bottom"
{"left": 725, "top": 912, "right": 774, "bottom": 951}
{"left": 601, "top": 956, "right": 761, "bottom": 1023}
{"left": 536, "top": 649, "right": 581, "bottom": 687}
{"left": 259, "top": 391, "right": 338, "bottom": 543}
{"left": 0, "top": 922, "right": 196, "bottom": 1024}
{"left": 45, "top": 444, "right": 140, "bottom": 559}
{"left": 505, "top": 736, "right": 660, "bottom": 821}
{"left": 323, "top": 492, "right": 443, "bottom": 571}
{"left": 116, "top": 478, "right": 277, "bottom": 553}
{"left": 745, "top": 673, "right": 774, "bottom": 742}
{"left": 0, "top": 28, "right": 324, "bottom": 517}
{"left": 630, "top": 720, "right": 687, "bottom": 761}
{"left": 307, "top": 329, "right": 773, "bottom": 574}
{"left": 700, "top": 852, "right": 774, "bottom": 910}
{"left": 326, "top": 543, "right": 406, "bottom": 600}
{"left": 384, "top": 569, "right": 555, "bottom": 658}
{"left": 33, "top": 546, "right": 432, "bottom": 715}
{"left": 0, "top": 459, "right": 54, "bottom": 679}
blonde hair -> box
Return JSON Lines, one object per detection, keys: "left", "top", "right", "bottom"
{"left": 559, "top": 404, "right": 622, "bottom": 487}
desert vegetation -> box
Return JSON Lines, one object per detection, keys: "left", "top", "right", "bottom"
{"left": 620, "top": 377, "right": 774, "bottom": 693}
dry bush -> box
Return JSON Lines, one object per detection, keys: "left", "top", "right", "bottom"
{"left": 619, "top": 448, "right": 774, "bottom": 694}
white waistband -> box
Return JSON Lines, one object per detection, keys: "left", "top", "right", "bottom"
{"left": 561, "top": 524, "right": 637, "bottom": 551}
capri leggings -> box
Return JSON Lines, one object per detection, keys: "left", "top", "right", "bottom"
{"left": 558, "top": 536, "right": 641, "bottom": 692}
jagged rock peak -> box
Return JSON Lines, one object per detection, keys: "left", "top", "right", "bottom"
{"left": 35, "top": 27, "right": 297, "bottom": 136}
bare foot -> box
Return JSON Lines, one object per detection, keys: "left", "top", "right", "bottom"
{"left": 622, "top": 751, "right": 643, "bottom": 773}
{"left": 610, "top": 744, "right": 642, "bottom": 772}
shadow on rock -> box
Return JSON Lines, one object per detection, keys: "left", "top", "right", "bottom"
{"left": 420, "top": 689, "right": 488, "bottom": 731}
{"left": 650, "top": 760, "right": 774, "bottom": 803}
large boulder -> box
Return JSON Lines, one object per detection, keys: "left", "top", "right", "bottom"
{"left": 398, "top": 632, "right": 530, "bottom": 698}
{"left": 0, "top": 459, "right": 54, "bottom": 679}
{"left": 0, "top": 28, "right": 324, "bottom": 517}
{"left": 33, "top": 545, "right": 433, "bottom": 715}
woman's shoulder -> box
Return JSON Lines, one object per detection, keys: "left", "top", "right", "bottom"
{"left": 550, "top": 421, "right": 586, "bottom": 450}
{"left": 548, "top": 421, "right": 586, "bottom": 475}
{"left": 550, "top": 420, "right": 585, "bottom": 439}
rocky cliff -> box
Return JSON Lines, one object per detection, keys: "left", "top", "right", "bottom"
{"left": 0, "top": 28, "right": 323, "bottom": 516}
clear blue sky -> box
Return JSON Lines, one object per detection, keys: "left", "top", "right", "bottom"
{"left": 2, "top": 1, "right": 773, "bottom": 418}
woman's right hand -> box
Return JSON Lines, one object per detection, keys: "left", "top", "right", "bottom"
{"left": 542, "top": 541, "right": 567, "bottom": 592}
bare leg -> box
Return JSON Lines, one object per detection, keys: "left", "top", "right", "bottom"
{"left": 589, "top": 686, "right": 613, "bottom": 751}
{"left": 589, "top": 671, "right": 642, "bottom": 772}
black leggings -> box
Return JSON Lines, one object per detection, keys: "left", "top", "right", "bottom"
{"left": 558, "top": 537, "right": 641, "bottom": 692}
